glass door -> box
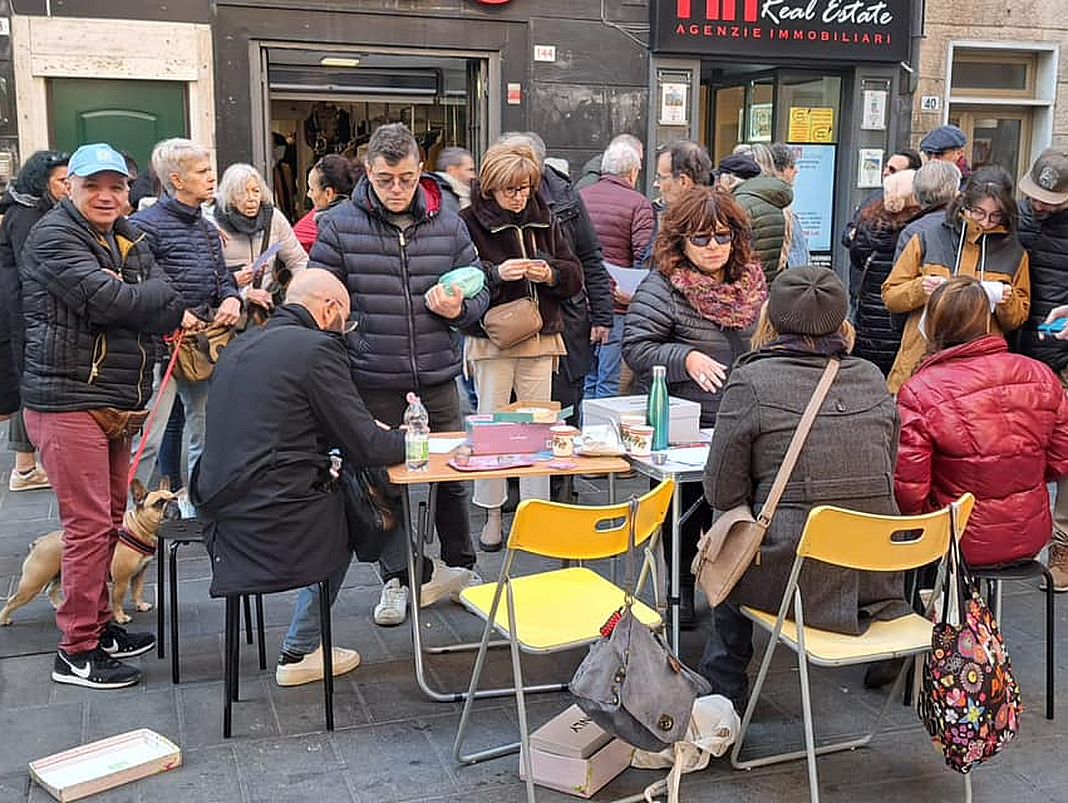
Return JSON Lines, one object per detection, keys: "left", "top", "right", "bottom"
{"left": 949, "top": 106, "right": 1032, "bottom": 181}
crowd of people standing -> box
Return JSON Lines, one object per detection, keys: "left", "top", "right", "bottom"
{"left": 3, "top": 117, "right": 1068, "bottom": 713}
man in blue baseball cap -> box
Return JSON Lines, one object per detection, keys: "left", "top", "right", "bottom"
{"left": 20, "top": 142, "right": 185, "bottom": 690}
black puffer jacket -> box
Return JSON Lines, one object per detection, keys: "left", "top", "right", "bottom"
{"left": 542, "top": 166, "right": 613, "bottom": 383}
{"left": 734, "top": 176, "right": 792, "bottom": 285}
{"left": 132, "top": 195, "right": 237, "bottom": 313}
{"left": 0, "top": 189, "right": 54, "bottom": 379}
{"left": 1018, "top": 200, "right": 1068, "bottom": 372}
{"left": 20, "top": 200, "right": 185, "bottom": 412}
{"left": 622, "top": 270, "right": 753, "bottom": 428}
{"left": 309, "top": 175, "right": 488, "bottom": 390}
{"left": 849, "top": 209, "right": 915, "bottom": 377}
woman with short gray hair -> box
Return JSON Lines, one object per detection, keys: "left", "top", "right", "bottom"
{"left": 212, "top": 163, "right": 308, "bottom": 312}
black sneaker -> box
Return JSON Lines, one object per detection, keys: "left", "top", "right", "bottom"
{"left": 99, "top": 623, "right": 156, "bottom": 658}
{"left": 52, "top": 648, "right": 142, "bottom": 689}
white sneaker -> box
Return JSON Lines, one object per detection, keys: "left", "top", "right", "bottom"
{"left": 9, "top": 466, "right": 50, "bottom": 492}
{"left": 452, "top": 572, "right": 484, "bottom": 604}
{"left": 275, "top": 645, "right": 361, "bottom": 687}
{"left": 374, "top": 579, "right": 410, "bottom": 627}
{"left": 421, "top": 560, "right": 477, "bottom": 608}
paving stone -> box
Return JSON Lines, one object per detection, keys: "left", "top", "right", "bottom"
{"left": 233, "top": 733, "right": 355, "bottom": 802}
{"left": 84, "top": 688, "right": 180, "bottom": 743}
{"left": 268, "top": 673, "right": 372, "bottom": 735}
{"left": 137, "top": 744, "right": 243, "bottom": 802}
{"left": 0, "top": 770, "right": 30, "bottom": 803}
{"left": 178, "top": 678, "right": 278, "bottom": 749}
{"left": 0, "top": 702, "right": 84, "bottom": 775}
{"left": 330, "top": 720, "right": 456, "bottom": 803}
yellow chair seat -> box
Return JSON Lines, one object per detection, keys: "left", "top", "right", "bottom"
{"left": 459, "top": 567, "right": 662, "bottom": 653}
{"left": 742, "top": 607, "right": 933, "bottom": 667}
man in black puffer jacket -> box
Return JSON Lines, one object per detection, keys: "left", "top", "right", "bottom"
{"left": 1017, "top": 148, "right": 1068, "bottom": 590}
{"left": 311, "top": 123, "right": 489, "bottom": 627}
{"left": 21, "top": 143, "right": 184, "bottom": 690}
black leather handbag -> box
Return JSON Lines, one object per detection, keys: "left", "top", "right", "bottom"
{"left": 341, "top": 466, "right": 403, "bottom": 562}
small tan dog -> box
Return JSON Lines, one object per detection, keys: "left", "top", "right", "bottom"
{"left": 0, "top": 479, "right": 180, "bottom": 626}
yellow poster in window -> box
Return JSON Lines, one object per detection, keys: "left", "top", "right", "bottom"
{"left": 788, "top": 107, "right": 835, "bottom": 143}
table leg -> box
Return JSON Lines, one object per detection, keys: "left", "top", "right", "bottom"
{"left": 403, "top": 484, "right": 567, "bottom": 703}
{"left": 156, "top": 536, "right": 165, "bottom": 659}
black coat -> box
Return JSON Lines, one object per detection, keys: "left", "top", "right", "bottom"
{"left": 0, "top": 281, "right": 16, "bottom": 414}
{"left": 0, "top": 190, "right": 53, "bottom": 380}
{"left": 192, "top": 304, "right": 405, "bottom": 597}
{"left": 622, "top": 270, "right": 752, "bottom": 428}
{"left": 20, "top": 200, "right": 185, "bottom": 412}
{"left": 310, "top": 176, "right": 488, "bottom": 390}
{"left": 1018, "top": 200, "right": 1068, "bottom": 372}
{"left": 848, "top": 211, "right": 913, "bottom": 376}
{"left": 541, "top": 166, "right": 613, "bottom": 382}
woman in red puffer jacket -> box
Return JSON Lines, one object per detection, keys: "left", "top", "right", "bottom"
{"left": 895, "top": 276, "right": 1068, "bottom": 566}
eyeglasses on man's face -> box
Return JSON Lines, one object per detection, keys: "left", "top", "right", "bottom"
{"left": 687, "top": 231, "right": 733, "bottom": 248}
{"left": 370, "top": 173, "right": 419, "bottom": 191}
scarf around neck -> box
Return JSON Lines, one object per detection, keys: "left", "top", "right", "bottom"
{"left": 766, "top": 331, "right": 850, "bottom": 357}
{"left": 668, "top": 260, "right": 767, "bottom": 329}
{"left": 216, "top": 202, "right": 274, "bottom": 237}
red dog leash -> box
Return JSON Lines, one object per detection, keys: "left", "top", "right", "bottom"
{"left": 127, "top": 330, "right": 184, "bottom": 487}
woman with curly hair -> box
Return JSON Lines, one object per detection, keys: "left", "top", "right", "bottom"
{"left": 0, "top": 150, "right": 69, "bottom": 491}
{"left": 622, "top": 185, "right": 768, "bottom": 627}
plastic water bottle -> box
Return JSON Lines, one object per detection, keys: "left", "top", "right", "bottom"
{"left": 647, "top": 365, "right": 669, "bottom": 452}
{"left": 404, "top": 392, "right": 430, "bottom": 471}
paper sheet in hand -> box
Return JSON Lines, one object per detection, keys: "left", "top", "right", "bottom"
{"left": 251, "top": 243, "right": 283, "bottom": 279}
{"left": 606, "top": 265, "right": 648, "bottom": 297}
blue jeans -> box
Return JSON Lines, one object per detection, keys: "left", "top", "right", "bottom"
{"left": 157, "top": 398, "right": 185, "bottom": 490}
{"left": 281, "top": 552, "right": 353, "bottom": 655}
{"left": 698, "top": 602, "right": 754, "bottom": 711}
{"left": 583, "top": 313, "right": 626, "bottom": 399}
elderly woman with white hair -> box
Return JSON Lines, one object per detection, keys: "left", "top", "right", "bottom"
{"left": 849, "top": 168, "right": 921, "bottom": 376}
{"left": 212, "top": 163, "right": 307, "bottom": 312}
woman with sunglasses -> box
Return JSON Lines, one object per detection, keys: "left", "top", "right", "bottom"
{"left": 622, "top": 185, "right": 767, "bottom": 627}
{"left": 459, "top": 140, "right": 583, "bottom": 551}
{"left": 882, "top": 165, "right": 1030, "bottom": 393}
{"left": 0, "top": 150, "right": 69, "bottom": 492}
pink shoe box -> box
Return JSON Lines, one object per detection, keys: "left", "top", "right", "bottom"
{"left": 518, "top": 705, "right": 634, "bottom": 798}
{"left": 464, "top": 400, "right": 570, "bottom": 455}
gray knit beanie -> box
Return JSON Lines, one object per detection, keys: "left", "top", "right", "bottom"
{"left": 767, "top": 267, "right": 848, "bottom": 337}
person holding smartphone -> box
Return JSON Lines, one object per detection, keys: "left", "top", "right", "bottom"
{"left": 459, "top": 140, "right": 583, "bottom": 550}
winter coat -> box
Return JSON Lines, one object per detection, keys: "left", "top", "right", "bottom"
{"left": 1018, "top": 200, "right": 1068, "bottom": 373}
{"left": 542, "top": 165, "right": 613, "bottom": 383}
{"left": 212, "top": 204, "right": 309, "bottom": 291}
{"left": 573, "top": 153, "right": 602, "bottom": 192}
{"left": 292, "top": 198, "right": 348, "bottom": 254}
{"left": 579, "top": 174, "right": 655, "bottom": 269}
{"left": 734, "top": 176, "right": 792, "bottom": 285}
{"left": 192, "top": 304, "right": 405, "bottom": 597}
{"left": 622, "top": 270, "right": 753, "bottom": 428}
{"left": 895, "top": 336, "right": 1068, "bottom": 567}
{"left": 703, "top": 347, "right": 910, "bottom": 635}
{"left": 20, "top": 199, "right": 185, "bottom": 412}
{"left": 309, "top": 175, "right": 488, "bottom": 391}
{"left": 460, "top": 184, "right": 583, "bottom": 338}
{"left": 0, "top": 189, "right": 54, "bottom": 378}
{"left": 882, "top": 211, "right": 1030, "bottom": 393}
{"left": 0, "top": 271, "right": 16, "bottom": 414}
{"left": 848, "top": 207, "right": 917, "bottom": 376}
{"left": 131, "top": 195, "right": 238, "bottom": 313}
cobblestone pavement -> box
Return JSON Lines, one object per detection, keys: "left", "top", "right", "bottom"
{"left": 1, "top": 438, "right": 1067, "bottom": 802}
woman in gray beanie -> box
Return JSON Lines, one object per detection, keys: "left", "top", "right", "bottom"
{"left": 697, "top": 266, "right": 910, "bottom": 712}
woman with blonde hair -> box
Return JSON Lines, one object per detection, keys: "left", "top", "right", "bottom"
{"left": 212, "top": 163, "right": 308, "bottom": 313}
{"left": 459, "top": 141, "right": 583, "bottom": 550}
{"left": 849, "top": 168, "right": 921, "bottom": 375}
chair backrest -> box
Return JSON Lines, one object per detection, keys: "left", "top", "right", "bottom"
{"left": 796, "top": 493, "right": 975, "bottom": 572}
{"left": 506, "top": 479, "right": 676, "bottom": 560}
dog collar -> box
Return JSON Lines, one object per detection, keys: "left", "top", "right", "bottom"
{"left": 117, "top": 526, "right": 155, "bottom": 557}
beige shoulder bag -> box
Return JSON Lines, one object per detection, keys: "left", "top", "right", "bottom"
{"left": 691, "top": 358, "right": 840, "bottom": 607}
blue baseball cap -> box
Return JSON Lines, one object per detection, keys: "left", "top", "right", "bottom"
{"left": 68, "top": 143, "right": 130, "bottom": 178}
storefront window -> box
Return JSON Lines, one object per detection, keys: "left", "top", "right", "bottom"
{"left": 951, "top": 52, "right": 1034, "bottom": 96}
{"left": 779, "top": 75, "right": 842, "bottom": 144}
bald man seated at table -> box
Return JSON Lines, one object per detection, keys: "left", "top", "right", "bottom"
{"left": 192, "top": 269, "right": 405, "bottom": 686}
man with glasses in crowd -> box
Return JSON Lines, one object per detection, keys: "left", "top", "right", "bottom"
{"left": 310, "top": 123, "right": 490, "bottom": 628}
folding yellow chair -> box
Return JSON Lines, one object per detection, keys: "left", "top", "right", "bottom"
{"left": 453, "top": 479, "right": 676, "bottom": 803}
{"left": 731, "top": 493, "right": 975, "bottom": 803}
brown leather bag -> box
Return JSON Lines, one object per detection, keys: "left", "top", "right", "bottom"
{"left": 691, "top": 359, "right": 839, "bottom": 607}
{"left": 88, "top": 408, "right": 151, "bottom": 441}
{"left": 481, "top": 281, "right": 542, "bottom": 349}
{"left": 174, "top": 322, "right": 235, "bottom": 382}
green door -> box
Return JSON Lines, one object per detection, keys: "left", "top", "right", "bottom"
{"left": 49, "top": 79, "right": 188, "bottom": 175}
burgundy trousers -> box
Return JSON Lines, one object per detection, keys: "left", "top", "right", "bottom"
{"left": 25, "top": 410, "right": 129, "bottom": 654}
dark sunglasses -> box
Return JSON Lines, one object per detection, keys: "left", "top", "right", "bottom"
{"left": 687, "top": 231, "right": 733, "bottom": 247}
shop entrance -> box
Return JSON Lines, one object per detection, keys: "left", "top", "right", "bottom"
{"left": 264, "top": 47, "right": 488, "bottom": 221}
{"left": 700, "top": 66, "right": 845, "bottom": 259}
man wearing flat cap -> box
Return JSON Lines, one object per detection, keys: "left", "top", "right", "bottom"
{"left": 920, "top": 124, "right": 969, "bottom": 185}
{"left": 1017, "top": 147, "right": 1068, "bottom": 591}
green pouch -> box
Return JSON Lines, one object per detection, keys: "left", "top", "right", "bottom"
{"left": 431, "top": 266, "right": 486, "bottom": 300}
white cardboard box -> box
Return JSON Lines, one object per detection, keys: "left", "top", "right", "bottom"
{"left": 519, "top": 738, "right": 634, "bottom": 799}
{"left": 582, "top": 395, "right": 702, "bottom": 445}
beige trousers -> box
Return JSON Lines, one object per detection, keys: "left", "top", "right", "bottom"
{"left": 471, "top": 355, "right": 554, "bottom": 508}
